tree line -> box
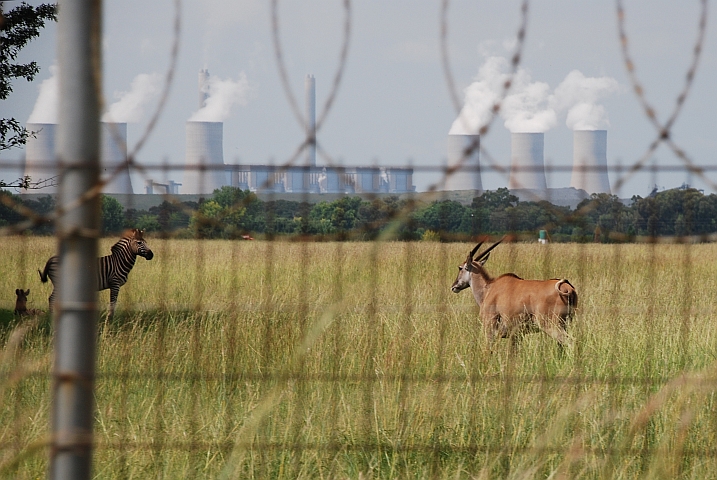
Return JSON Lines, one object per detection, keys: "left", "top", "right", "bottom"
{"left": 1, "top": 185, "right": 716, "bottom": 242}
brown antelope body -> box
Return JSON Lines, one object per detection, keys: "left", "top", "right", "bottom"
{"left": 451, "top": 241, "right": 578, "bottom": 349}
{"left": 14, "top": 289, "right": 43, "bottom": 316}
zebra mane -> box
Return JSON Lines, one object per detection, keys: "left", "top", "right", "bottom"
{"left": 110, "top": 236, "right": 132, "bottom": 255}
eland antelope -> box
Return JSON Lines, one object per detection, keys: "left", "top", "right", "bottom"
{"left": 451, "top": 240, "right": 578, "bottom": 350}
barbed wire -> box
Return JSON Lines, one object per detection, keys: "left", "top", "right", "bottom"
{"left": 1, "top": 1, "right": 715, "bottom": 477}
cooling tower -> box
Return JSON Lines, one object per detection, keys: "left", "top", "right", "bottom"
{"left": 570, "top": 130, "right": 611, "bottom": 194}
{"left": 305, "top": 74, "right": 316, "bottom": 167}
{"left": 183, "top": 121, "right": 227, "bottom": 194}
{"left": 100, "top": 122, "right": 133, "bottom": 194}
{"left": 445, "top": 134, "right": 482, "bottom": 191}
{"left": 22, "top": 123, "right": 57, "bottom": 194}
{"left": 509, "top": 132, "right": 547, "bottom": 193}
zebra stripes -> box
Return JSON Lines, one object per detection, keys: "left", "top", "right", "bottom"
{"left": 39, "top": 228, "right": 154, "bottom": 318}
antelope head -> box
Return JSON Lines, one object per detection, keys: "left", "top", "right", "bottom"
{"left": 450, "top": 239, "right": 502, "bottom": 293}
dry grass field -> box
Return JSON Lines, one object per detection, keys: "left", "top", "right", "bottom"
{"left": 1, "top": 236, "right": 717, "bottom": 478}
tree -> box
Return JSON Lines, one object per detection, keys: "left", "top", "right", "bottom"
{"left": 101, "top": 195, "right": 124, "bottom": 234}
{"left": 1, "top": 2, "right": 57, "bottom": 151}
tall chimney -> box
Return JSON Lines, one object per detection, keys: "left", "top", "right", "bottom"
{"left": 305, "top": 74, "right": 316, "bottom": 167}
{"left": 100, "top": 122, "right": 133, "bottom": 194}
{"left": 183, "top": 121, "right": 226, "bottom": 194}
{"left": 22, "top": 123, "right": 58, "bottom": 194}
{"left": 445, "top": 134, "right": 482, "bottom": 191}
{"left": 571, "top": 129, "right": 611, "bottom": 194}
{"left": 509, "top": 132, "right": 547, "bottom": 194}
{"left": 198, "top": 69, "right": 209, "bottom": 109}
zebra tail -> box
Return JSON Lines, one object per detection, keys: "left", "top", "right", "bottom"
{"left": 38, "top": 259, "right": 51, "bottom": 283}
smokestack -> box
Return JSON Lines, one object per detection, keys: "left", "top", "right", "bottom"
{"left": 305, "top": 74, "right": 316, "bottom": 167}
{"left": 445, "top": 134, "right": 482, "bottom": 191}
{"left": 571, "top": 130, "right": 611, "bottom": 194}
{"left": 198, "top": 69, "right": 209, "bottom": 109}
{"left": 509, "top": 132, "right": 547, "bottom": 194}
{"left": 22, "top": 123, "right": 58, "bottom": 194}
{"left": 100, "top": 122, "right": 133, "bottom": 194}
{"left": 183, "top": 121, "right": 227, "bottom": 194}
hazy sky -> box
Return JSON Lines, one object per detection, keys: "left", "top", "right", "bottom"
{"left": 3, "top": 0, "right": 717, "bottom": 196}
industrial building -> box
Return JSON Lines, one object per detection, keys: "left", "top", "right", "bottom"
{"left": 180, "top": 72, "right": 415, "bottom": 195}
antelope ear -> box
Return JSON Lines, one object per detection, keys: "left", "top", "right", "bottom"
{"left": 15, "top": 289, "right": 20, "bottom": 296}
{"left": 25, "top": 289, "right": 30, "bottom": 296}
{"left": 478, "top": 252, "right": 490, "bottom": 266}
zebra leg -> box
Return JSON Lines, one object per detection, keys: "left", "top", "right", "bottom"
{"left": 108, "top": 285, "right": 120, "bottom": 320}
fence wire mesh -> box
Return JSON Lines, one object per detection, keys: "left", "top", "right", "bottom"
{"left": 1, "top": 1, "right": 717, "bottom": 478}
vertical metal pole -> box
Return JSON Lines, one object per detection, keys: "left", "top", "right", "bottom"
{"left": 51, "top": 0, "right": 101, "bottom": 479}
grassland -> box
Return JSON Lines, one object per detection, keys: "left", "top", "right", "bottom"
{"left": 1, "top": 237, "right": 717, "bottom": 478}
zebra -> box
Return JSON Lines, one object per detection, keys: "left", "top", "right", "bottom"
{"left": 39, "top": 228, "right": 154, "bottom": 318}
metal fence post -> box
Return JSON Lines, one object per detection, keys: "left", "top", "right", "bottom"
{"left": 50, "top": 0, "right": 102, "bottom": 479}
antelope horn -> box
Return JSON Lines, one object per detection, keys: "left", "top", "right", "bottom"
{"left": 475, "top": 237, "right": 505, "bottom": 261}
{"left": 469, "top": 242, "right": 483, "bottom": 260}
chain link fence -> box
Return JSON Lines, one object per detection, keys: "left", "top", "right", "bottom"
{"left": 1, "top": 1, "right": 716, "bottom": 478}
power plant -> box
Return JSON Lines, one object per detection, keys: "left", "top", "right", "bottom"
{"left": 441, "top": 129, "right": 610, "bottom": 203}
{"left": 23, "top": 122, "right": 133, "bottom": 194}
{"left": 20, "top": 70, "right": 616, "bottom": 199}
{"left": 188, "top": 71, "right": 415, "bottom": 195}
{"left": 445, "top": 134, "right": 481, "bottom": 192}
{"left": 509, "top": 132, "right": 548, "bottom": 195}
{"left": 181, "top": 121, "right": 227, "bottom": 195}
{"left": 100, "top": 122, "right": 133, "bottom": 194}
{"left": 570, "top": 129, "right": 611, "bottom": 194}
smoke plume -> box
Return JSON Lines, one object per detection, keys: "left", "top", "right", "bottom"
{"left": 27, "top": 65, "right": 59, "bottom": 124}
{"left": 450, "top": 56, "right": 621, "bottom": 134}
{"left": 449, "top": 56, "right": 557, "bottom": 134}
{"left": 551, "top": 70, "right": 620, "bottom": 130}
{"left": 189, "top": 72, "right": 250, "bottom": 122}
{"left": 103, "top": 73, "right": 162, "bottom": 123}
{"left": 449, "top": 56, "right": 510, "bottom": 135}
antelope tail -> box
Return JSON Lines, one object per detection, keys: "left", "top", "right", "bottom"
{"left": 555, "top": 279, "right": 578, "bottom": 309}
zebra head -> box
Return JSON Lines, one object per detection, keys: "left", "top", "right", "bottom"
{"left": 129, "top": 228, "right": 154, "bottom": 260}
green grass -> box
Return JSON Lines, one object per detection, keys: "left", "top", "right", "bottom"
{"left": 1, "top": 238, "right": 717, "bottom": 478}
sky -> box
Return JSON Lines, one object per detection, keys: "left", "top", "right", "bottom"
{"left": 2, "top": 0, "right": 717, "bottom": 197}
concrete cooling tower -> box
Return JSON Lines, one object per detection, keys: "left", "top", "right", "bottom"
{"left": 570, "top": 130, "right": 611, "bottom": 194}
{"left": 445, "top": 134, "right": 482, "bottom": 191}
{"left": 101, "top": 122, "right": 133, "bottom": 194}
{"left": 509, "top": 132, "right": 547, "bottom": 193}
{"left": 183, "top": 121, "right": 226, "bottom": 194}
{"left": 22, "top": 123, "right": 58, "bottom": 194}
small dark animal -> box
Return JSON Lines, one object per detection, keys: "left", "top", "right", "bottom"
{"left": 14, "top": 289, "right": 43, "bottom": 316}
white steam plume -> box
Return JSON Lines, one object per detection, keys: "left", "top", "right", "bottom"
{"left": 551, "top": 70, "right": 620, "bottom": 130}
{"left": 103, "top": 73, "right": 162, "bottom": 123}
{"left": 449, "top": 56, "right": 557, "bottom": 134}
{"left": 27, "top": 65, "right": 59, "bottom": 124}
{"left": 501, "top": 69, "right": 556, "bottom": 133}
{"left": 449, "top": 56, "right": 509, "bottom": 135}
{"left": 189, "top": 72, "right": 250, "bottom": 122}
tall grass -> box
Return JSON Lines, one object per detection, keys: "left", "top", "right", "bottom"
{"left": 1, "top": 237, "right": 717, "bottom": 478}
